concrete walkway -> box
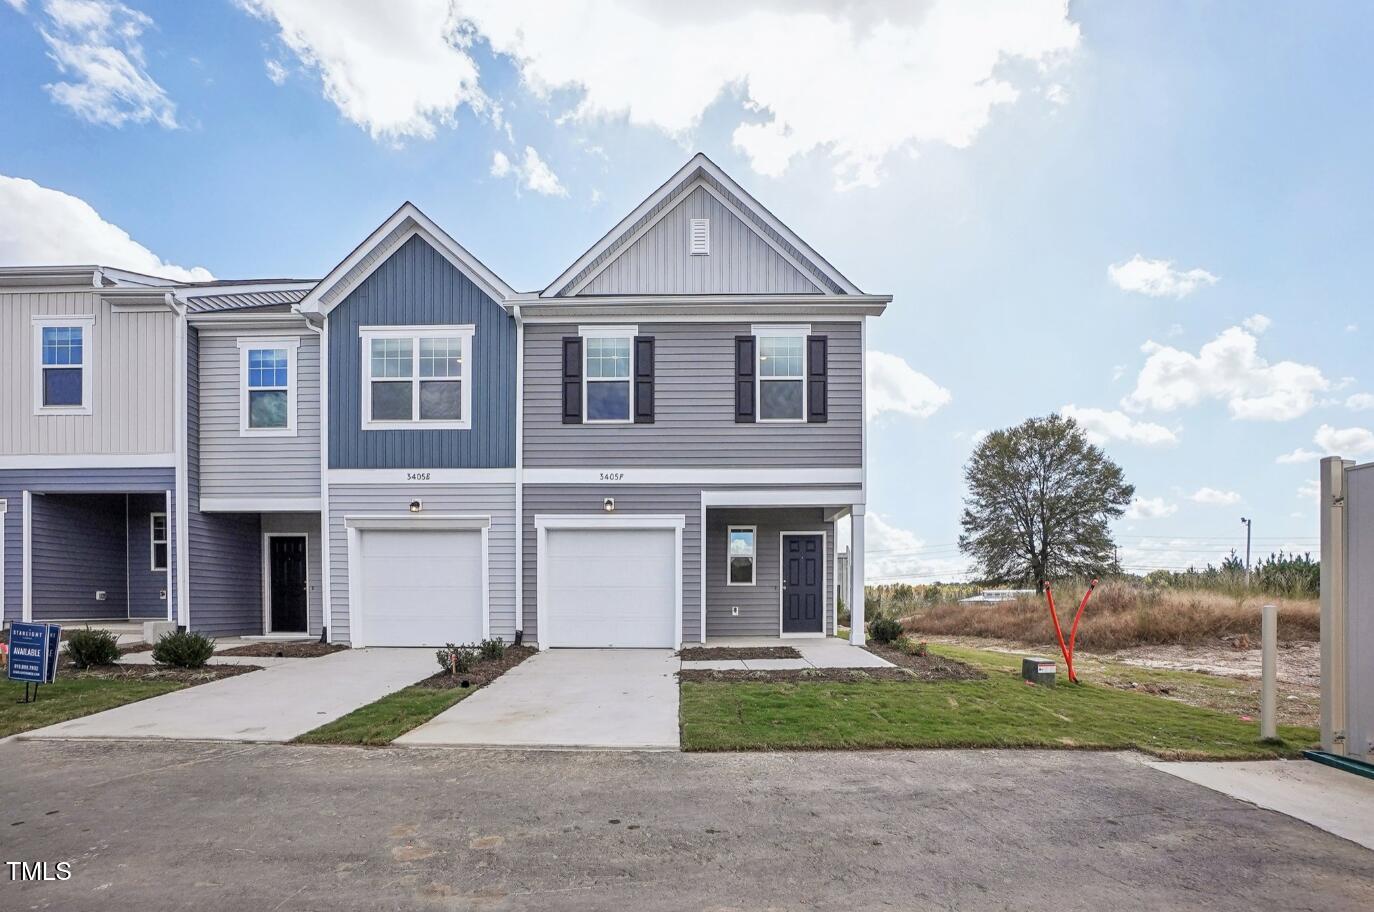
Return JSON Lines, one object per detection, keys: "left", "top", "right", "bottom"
{"left": 1149, "top": 758, "right": 1374, "bottom": 851}
{"left": 397, "top": 649, "right": 679, "bottom": 750}
{"left": 686, "top": 636, "right": 894, "bottom": 670}
{"left": 23, "top": 648, "right": 434, "bottom": 743}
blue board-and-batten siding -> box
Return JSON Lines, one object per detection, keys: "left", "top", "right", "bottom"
{"left": 328, "top": 234, "right": 517, "bottom": 469}
{"left": 0, "top": 467, "right": 176, "bottom": 623}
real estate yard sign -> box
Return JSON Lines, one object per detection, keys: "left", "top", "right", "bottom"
{"left": 7, "top": 622, "right": 61, "bottom": 686}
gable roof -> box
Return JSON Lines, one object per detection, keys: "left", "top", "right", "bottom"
{"left": 297, "top": 202, "right": 516, "bottom": 316}
{"left": 541, "top": 152, "right": 863, "bottom": 298}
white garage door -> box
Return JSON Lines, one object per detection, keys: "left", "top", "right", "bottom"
{"left": 543, "top": 527, "right": 677, "bottom": 648}
{"left": 356, "top": 529, "right": 484, "bottom": 647}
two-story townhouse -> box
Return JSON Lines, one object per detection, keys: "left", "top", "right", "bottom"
{"left": 0, "top": 267, "right": 186, "bottom": 629}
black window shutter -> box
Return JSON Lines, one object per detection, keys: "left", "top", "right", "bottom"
{"left": 633, "top": 335, "right": 655, "bottom": 424}
{"left": 734, "top": 335, "right": 756, "bottom": 423}
{"left": 561, "top": 336, "right": 582, "bottom": 424}
{"left": 807, "top": 335, "right": 828, "bottom": 423}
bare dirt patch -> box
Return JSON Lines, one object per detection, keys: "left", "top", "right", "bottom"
{"left": 59, "top": 661, "right": 261, "bottom": 685}
{"left": 679, "top": 646, "right": 802, "bottom": 661}
{"left": 862, "top": 644, "right": 988, "bottom": 681}
{"left": 415, "top": 646, "right": 537, "bottom": 691}
{"left": 217, "top": 642, "right": 349, "bottom": 658}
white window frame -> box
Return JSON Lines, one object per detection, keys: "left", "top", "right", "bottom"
{"left": 238, "top": 337, "right": 300, "bottom": 436}
{"left": 150, "top": 512, "right": 168, "bottom": 572}
{"left": 726, "top": 524, "right": 757, "bottom": 587}
{"left": 752, "top": 323, "right": 809, "bottom": 424}
{"left": 32, "top": 315, "right": 94, "bottom": 416}
{"left": 578, "top": 324, "right": 636, "bottom": 425}
{"left": 359, "top": 325, "right": 474, "bottom": 431}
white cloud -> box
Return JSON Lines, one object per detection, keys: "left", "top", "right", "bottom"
{"left": 1126, "top": 496, "right": 1177, "bottom": 520}
{"left": 1276, "top": 448, "right": 1321, "bottom": 465}
{"left": 1277, "top": 424, "right": 1374, "bottom": 463}
{"left": 1044, "top": 82, "right": 1068, "bottom": 105}
{"left": 236, "top": 0, "right": 489, "bottom": 142}
{"left": 1347, "top": 393, "right": 1374, "bottom": 411}
{"left": 1108, "top": 254, "right": 1218, "bottom": 299}
{"left": 490, "top": 146, "right": 568, "bottom": 197}
{"left": 264, "top": 58, "right": 288, "bottom": 85}
{"left": 33, "top": 0, "right": 177, "bottom": 128}
{"left": 0, "top": 174, "right": 212, "bottom": 281}
{"left": 1122, "top": 321, "right": 1329, "bottom": 421}
{"left": 1189, "top": 487, "right": 1241, "bottom": 506}
{"left": 1241, "top": 313, "right": 1272, "bottom": 334}
{"left": 1060, "top": 404, "right": 1177, "bottom": 447}
{"left": 1346, "top": 323, "right": 1359, "bottom": 333}
{"left": 6, "top": 0, "right": 29, "bottom": 10}
{"left": 1297, "top": 479, "right": 1319, "bottom": 502}
{"left": 865, "top": 512, "right": 969, "bottom": 584}
{"left": 865, "top": 351, "right": 951, "bottom": 421}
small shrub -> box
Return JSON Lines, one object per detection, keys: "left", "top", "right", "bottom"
{"left": 66, "top": 626, "right": 120, "bottom": 668}
{"left": 868, "top": 615, "right": 904, "bottom": 644}
{"left": 478, "top": 637, "right": 506, "bottom": 661}
{"left": 896, "top": 637, "right": 929, "bottom": 657}
{"left": 436, "top": 643, "right": 477, "bottom": 674}
{"left": 152, "top": 630, "right": 215, "bottom": 668}
{"left": 837, "top": 598, "right": 850, "bottom": 628}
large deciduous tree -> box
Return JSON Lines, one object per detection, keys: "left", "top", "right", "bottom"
{"left": 958, "top": 414, "right": 1133, "bottom": 590}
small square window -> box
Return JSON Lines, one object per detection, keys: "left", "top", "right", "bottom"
{"left": 727, "top": 526, "right": 756, "bottom": 586}
{"left": 34, "top": 319, "right": 91, "bottom": 413}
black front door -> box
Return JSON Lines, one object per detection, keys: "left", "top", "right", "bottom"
{"left": 781, "top": 534, "right": 824, "bottom": 634}
{"left": 269, "top": 535, "right": 308, "bottom": 633}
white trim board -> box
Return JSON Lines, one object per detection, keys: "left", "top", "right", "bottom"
{"left": 533, "top": 513, "right": 686, "bottom": 651}
{"left": 198, "top": 497, "right": 323, "bottom": 513}
{"left": 0, "top": 454, "right": 177, "bottom": 469}
{"left": 523, "top": 468, "right": 863, "bottom": 487}
{"left": 701, "top": 488, "right": 864, "bottom": 508}
{"left": 327, "top": 469, "right": 514, "bottom": 485}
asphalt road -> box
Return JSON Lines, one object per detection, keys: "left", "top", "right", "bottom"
{"left": 1, "top": 741, "right": 1370, "bottom": 911}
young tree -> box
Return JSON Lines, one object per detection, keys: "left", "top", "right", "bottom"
{"left": 958, "top": 414, "right": 1134, "bottom": 590}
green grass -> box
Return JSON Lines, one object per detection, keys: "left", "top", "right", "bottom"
{"left": 0, "top": 677, "right": 183, "bottom": 738}
{"left": 294, "top": 685, "right": 473, "bottom": 746}
{"left": 680, "top": 645, "right": 1319, "bottom": 759}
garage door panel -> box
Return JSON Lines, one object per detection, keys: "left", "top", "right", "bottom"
{"left": 356, "top": 528, "right": 485, "bottom": 648}
{"left": 543, "top": 527, "right": 677, "bottom": 649}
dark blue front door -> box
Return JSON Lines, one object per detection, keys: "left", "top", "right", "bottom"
{"left": 781, "top": 534, "right": 824, "bottom": 634}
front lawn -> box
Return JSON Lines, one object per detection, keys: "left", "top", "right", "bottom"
{"left": 0, "top": 678, "right": 183, "bottom": 739}
{"left": 680, "top": 645, "right": 1319, "bottom": 760}
{"left": 295, "top": 685, "right": 473, "bottom": 746}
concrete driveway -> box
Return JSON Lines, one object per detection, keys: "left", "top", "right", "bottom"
{"left": 23, "top": 648, "right": 434, "bottom": 742}
{"left": 2, "top": 743, "right": 1370, "bottom": 911}
{"left": 397, "top": 649, "right": 679, "bottom": 750}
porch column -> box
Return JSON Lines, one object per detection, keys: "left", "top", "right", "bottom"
{"left": 849, "top": 504, "right": 865, "bottom": 645}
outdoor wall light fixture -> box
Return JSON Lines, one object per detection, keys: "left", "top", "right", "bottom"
{"left": 409, "top": 500, "right": 422, "bottom": 513}
{"left": 603, "top": 497, "right": 615, "bottom": 513}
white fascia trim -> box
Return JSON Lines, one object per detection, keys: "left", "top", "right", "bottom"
{"left": 0, "top": 453, "right": 177, "bottom": 469}
{"left": 300, "top": 204, "right": 515, "bottom": 315}
{"left": 32, "top": 314, "right": 95, "bottom": 416}
{"left": 327, "top": 468, "right": 515, "bottom": 485}
{"left": 238, "top": 336, "right": 300, "bottom": 437}
{"left": 524, "top": 467, "right": 863, "bottom": 487}
{"left": 359, "top": 325, "right": 474, "bottom": 432}
{"left": 577, "top": 324, "right": 638, "bottom": 337}
{"left": 701, "top": 488, "right": 865, "bottom": 508}
{"left": 752, "top": 323, "right": 811, "bottom": 336}
{"left": 533, "top": 513, "right": 686, "bottom": 651}
{"left": 199, "top": 497, "right": 323, "bottom": 512}
{"left": 344, "top": 514, "right": 491, "bottom": 531}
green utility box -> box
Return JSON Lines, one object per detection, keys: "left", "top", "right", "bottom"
{"left": 1022, "top": 657, "right": 1056, "bottom": 686}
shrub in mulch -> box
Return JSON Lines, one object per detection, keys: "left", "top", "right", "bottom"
{"left": 860, "top": 643, "right": 987, "bottom": 682}
{"left": 217, "top": 642, "right": 348, "bottom": 658}
{"left": 678, "top": 646, "right": 803, "bottom": 661}
{"left": 152, "top": 630, "right": 216, "bottom": 668}
{"left": 868, "top": 614, "right": 904, "bottom": 644}
{"left": 65, "top": 627, "right": 121, "bottom": 668}
{"left": 417, "top": 645, "right": 537, "bottom": 691}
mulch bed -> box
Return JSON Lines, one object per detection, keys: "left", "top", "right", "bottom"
{"left": 415, "top": 646, "right": 537, "bottom": 691}
{"left": 678, "top": 646, "right": 803, "bottom": 661}
{"left": 680, "top": 667, "right": 923, "bottom": 683}
{"left": 864, "top": 643, "right": 987, "bottom": 681}
{"left": 59, "top": 661, "right": 261, "bottom": 685}
{"left": 217, "top": 642, "right": 349, "bottom": 658}
{"left": 118, "top": 644, "right": 153, "bottom": 655}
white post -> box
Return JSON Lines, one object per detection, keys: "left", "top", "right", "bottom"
{"left": 849, "top": 505, "right": 865, "bottom": 646}
{"left": 1319, "top": 456, "right": 1349, "bottom": 754}
{"left": 1261, "top": 603, "right": 1278, "bottom": 740}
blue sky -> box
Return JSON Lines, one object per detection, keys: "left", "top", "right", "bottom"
{"left": 3, "top": 1, "right": 1369, "bottom": 582}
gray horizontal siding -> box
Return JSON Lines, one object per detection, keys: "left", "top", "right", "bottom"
{"left": 524, "top": 322, "right": 861, "bottom": 467}
{"left": 30, "top": 494, "right": 128, "bottom": 621}
{"left": 0, "top": 467, "right": 175, "bottom": 623}
{"left": 262, "top": 512, "right": 324, "bottom": 636}
{"left": 328, "top": 234, "right": 516, "bottom": 470}
{"left": 579, "top": 185, "right": 821, "bottom": 296}
{"left": 197, "top": 329, "right": 321, "bottom": 502}
{"left": 523, "top": 485, "right": 702, "bottom": 644}
{"left": 704, "top": 508, "right": 834, "bottom": 637}
{"left": 0, "top": 291, "right": 176, "bottom": 456}
{"left": 188, "top": 510, "right": 262, "bottom": 637}
{"left": 127, "top": 493, "right": 171, "bottom": 619}
{"left": 328, "top": 484, "right": 517, "bottom": 645}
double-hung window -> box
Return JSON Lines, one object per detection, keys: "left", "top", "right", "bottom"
{"left": 150, "top": 513, "right": 168, "bottom": 571}
{"left": 238, "top": 338, "right": 299, "bottom": 436}
{"left": 580, "top": 326, "right": 635, "bottom": 423}
{"left": 33, "top": 316, "right": 94, "bottom": 414}
{"left": 755, "top": 325, "right": 807, "bottom": 422}
{"left": 727, "top": 525, "right": 756, "bottom": 586}
{"left": 360, "top": 325, "right": 473, "bottom": 430}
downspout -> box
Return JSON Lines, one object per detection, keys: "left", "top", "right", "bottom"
{"left": 513, "top": 303, "right": 524, "bottom": 646}
{"left": 303, "top": 312, "right": 329, "bottom": 643}
{"left": 172, "top": 293, "right": 191, "bottom": 628}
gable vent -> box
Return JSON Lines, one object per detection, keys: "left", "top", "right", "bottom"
{"left": 689, "top": 218, "right": 710, "bottom": 256}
